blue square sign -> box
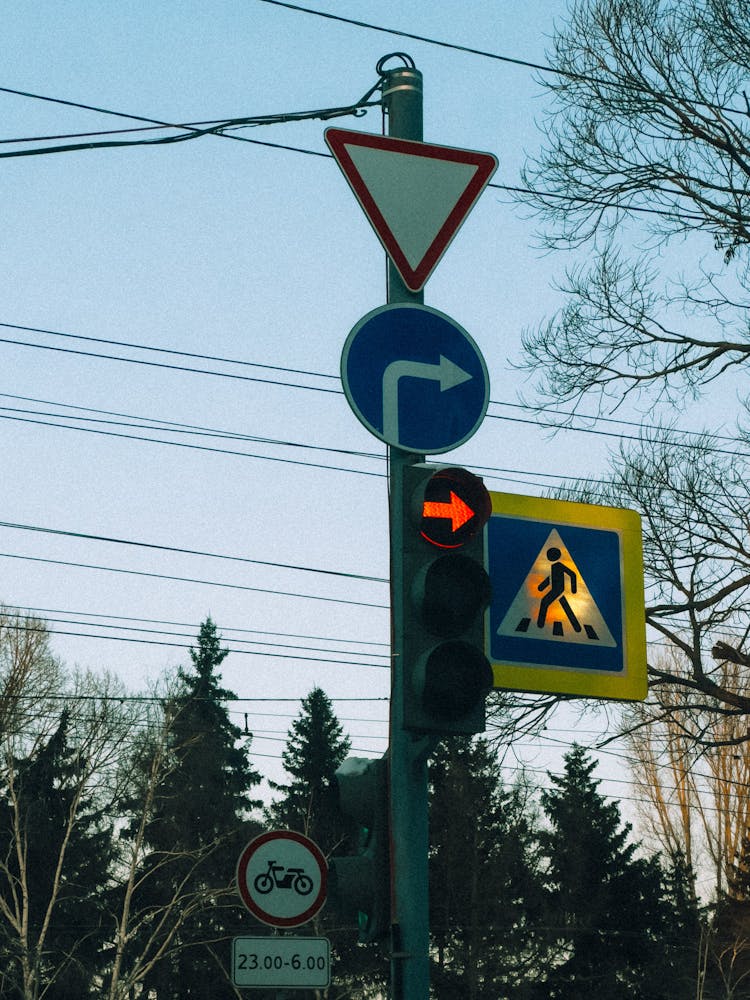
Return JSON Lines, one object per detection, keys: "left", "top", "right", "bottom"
{"left": 486, "top": 492, "right": 647, "bottom": 700}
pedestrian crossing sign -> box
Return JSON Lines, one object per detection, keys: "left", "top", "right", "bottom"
{"left": 486, "top": 492, "right": 647, "bottom": 700}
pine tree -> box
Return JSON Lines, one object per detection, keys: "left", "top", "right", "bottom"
{"left": 124, "top": 618, "right": 263, "bottom": 1000}
{"left": 656, "top": 850, "right": 702, "bottom": 1000}
{"left": 0, "top": 710, "right": 114, "bottom": 999}
{"left": 429, "top": 737, "right": 546, "bottom": 1000}
{"left": 708, "top": 830, "right": 750, "bottom": 998}
{"left": 267, "top": 686, "right": 351, "bottom": 850}
{"left": 268, "top": 688, "right": 388, "bottom": 1000}
{"left": 537, "top": 744, "right": 670, "bottom": 1000}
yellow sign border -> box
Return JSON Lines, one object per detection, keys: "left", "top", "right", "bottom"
{"left": 486, "top": 492, "right": 647, "bottom": 701}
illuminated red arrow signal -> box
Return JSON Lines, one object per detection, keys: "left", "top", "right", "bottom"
{"left": 423, "top": 492, "right": 475, "bottom": 533}
{"left": 419, "top": 468, "right": 492, "bottom": 549}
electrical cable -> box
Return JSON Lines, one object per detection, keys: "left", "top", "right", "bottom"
{"left": 2, "top": 620, "right": 389, "bottom": 666}
{"left": 0, "top": 87, "right": 715, "bottom": 224}
{"left": 0, "top": 392, "right": 380, "bottom": 457}
{"left": 1, "top": 400, "right": 745, "bottom": 502}
{"left": 255, "top": 0, "right": 749, "bottom": 117}
{"left": 0, "top": 403, "right": 564, "bottom": 492}
{"left": 6, "top": 692, "right": 387, "bottom": 704}
{"left": 0, "top": 551, "right": 390, "bottom": 609}
{"left": 0, "top": 402, "right": 384, "bottom": 462}
{"left": 0, "top": 393, "right": 718, "bottom": 499}
{"left": 0, "top": 411, "right": 386, "bottom": 478}
{"left": 0, "top": 335, "right": 343, "bottom": 392}
{"left": 0, "top": 357, "right": 741, "bottom": 465}
{"left": 1, "top": 602, "right": 389, "bottom": 647}
{"left": 0, "top": 82, "right": 383, "bottom": 159}
{"left": 3, "top": 611, "right": 389, "bottom": 662}
{"left": 2, "top": 616, "right": 747, "bottom": 805}
{"left": 0, "top": 403, "right": 740, "bottom": 486}
{"left": 0, "top": 321, "right": 340, "bottom": 381}
{"left": 0, "top": 323, "right": 739, "bottom": 453}
{"left": 0, "top": 518, "right": 388, "bottom": 584}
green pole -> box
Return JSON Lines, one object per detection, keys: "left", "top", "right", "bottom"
{"left": 381, "top": 59, "right": 431, "bottom": 1000}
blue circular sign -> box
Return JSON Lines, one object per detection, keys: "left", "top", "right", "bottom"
{"left": 341, "top": 303, "right": 490, "bottom": 454}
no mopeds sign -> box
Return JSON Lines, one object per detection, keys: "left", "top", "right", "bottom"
{"left": 236, "top": 830, "right": 328, "bottom": 928}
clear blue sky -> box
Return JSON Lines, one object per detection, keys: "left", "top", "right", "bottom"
{"left": 0, "top": 1, "right": 729, "bottom": 799}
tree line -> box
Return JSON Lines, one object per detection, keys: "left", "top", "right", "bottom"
{"left": 2, "top": 611, "right": 750, "bottom": 998}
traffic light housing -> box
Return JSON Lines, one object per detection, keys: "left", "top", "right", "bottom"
{"left": 328, "top": 756, "right": 390, "bottom": 943}
{"left": 398, "top": 463, "right": 493, "bottom": 735}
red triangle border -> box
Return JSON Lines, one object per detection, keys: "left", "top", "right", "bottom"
{"left": 325, "top": 129, "right": 498, "bottom": 291}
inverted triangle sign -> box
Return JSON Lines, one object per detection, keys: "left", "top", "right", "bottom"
{"left": 325, "top": 128, "right": 498, "bottom": 291}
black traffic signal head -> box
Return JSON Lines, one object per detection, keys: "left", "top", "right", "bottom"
{"left": 398, "top": 463, "right": 493, "bottom": 735}
{"left": 328, "top": 756, "right": 390, "bottom": 943}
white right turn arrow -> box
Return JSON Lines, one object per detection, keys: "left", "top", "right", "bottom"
{"left": 382, "top": 356, "right": 472, "bottom": 446}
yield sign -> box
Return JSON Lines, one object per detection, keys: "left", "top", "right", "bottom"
{"left": 325, "top": 128, "right": 498, "bottom": 291}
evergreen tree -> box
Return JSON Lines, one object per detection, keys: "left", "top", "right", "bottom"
{"left": 124, "top": 618, "right": 263, "bottom": 1000}
{"left": 429, "top": 737, "right": 546, "bottom": 1000}
{"left": 656, "top": 851, "right": 702, "bottom": 1000}
{"left": 267, "top": 686, "right": 350, "bottom": 848}
{"left": 708, "top": 830, "right": 750, "bottom": 998}
{"left": 0, "top": 710, "right": 114, "bottom": 999}
{"left": 536, "top": 745, "right": 671, "bottom": 1000}
{"left": 268, "top": 688, "right": 387, "bottom": 1000}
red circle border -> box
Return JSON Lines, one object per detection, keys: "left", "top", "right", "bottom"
{"left": 236, "top": 830, "right": 328, "bottom": 928}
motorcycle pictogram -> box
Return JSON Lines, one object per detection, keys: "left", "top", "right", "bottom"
{"left": 253, "top": 860, "right": 314, "bottom": 896}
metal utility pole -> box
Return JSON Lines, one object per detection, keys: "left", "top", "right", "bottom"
{"left": 327, "top": 54, "right": 498, "bottom": 1000}
{"left": 380, "top": 57, "right": 431, "bottom": 1000}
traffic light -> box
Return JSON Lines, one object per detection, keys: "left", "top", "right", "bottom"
{"left": 398, "top": 463, "right": 493, "bottom": 735}
{"left": 328, "top": 755, "right": 390, "bottom": 943}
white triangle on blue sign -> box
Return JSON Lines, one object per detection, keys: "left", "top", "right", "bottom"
{"left": 497, "top": 529, "right": 617, "bottom": 647}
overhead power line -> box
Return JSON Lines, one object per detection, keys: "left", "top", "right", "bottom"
{"left": 0, "top": 80, "right": 726, "bottom": 225}
{"left": 5, "top": 619, "right": 389, "bottom": 667}
{"left": 0, "top": 391, "right": 602, "bottom": 489}
{"left": 0, "top": 518, "right": 387, "bottom": 584}
{"left": 5, "top": 401, "right": 738, "bottom": 503}
{"left": 0, "top": 82, "right": 382, "bottom": 159}
{"left": 0, "top": 391, "right": 689, "bottom": 493}
{"left": 2, "top": 602, "right": 389, "bottom": 648}
{"left": 0, "top": 321, "right": 739, "bottom": 454}
{"left": 0, "top": 393, "right": 379, "bottom": 458}
{"left": 0, "top": 410, "right": 386, "bottom": 479}
{"left": 0, "top": 381, "right": 741, "bottom": 475}
{"left": 0, "top": 551, "right": 390, "bottom": 609}
{"left": 256, "top": 0, "right": 557, "bottom": 74}
{"left": 255, "top": 0, "right": 748, "bottom": 117}
{"left": 0, "top": 334, "right": 342, "bottom": 392}
{"left": 5, "top": 611, "right": 389, "bottom": 660}
{"left": 6, "top": 690, "right": 388, "bottom": 705}
{"left": 0, "top": 321, "right": 339, "bottom": 382}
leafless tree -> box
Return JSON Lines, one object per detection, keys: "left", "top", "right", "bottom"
{"left": 0, "top": 614, "right": 135, "bottom": 1000}
{"left": 0, "top": 607, "right": 61, "bottom": 738}
{"left": 102, "top": 682, "right": 247, "bottom": 1000}
{"left": 0, "top": 613, "right": 247, "bottom": 999}
{"left": 518, "top": 0, "right": 750, "bottom": 410}
{"left": 624, "top": 649, "right": 750, "bottom": 895}
{"left": 554, "top": 431, "right": 750, "bottom": 731}
{"left": 497, "top": 0, "right": 750, "bottom": 740}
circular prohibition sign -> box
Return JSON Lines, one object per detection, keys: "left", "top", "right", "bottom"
{"left": 236, "top": 830, "right": 328, "bottom": 929}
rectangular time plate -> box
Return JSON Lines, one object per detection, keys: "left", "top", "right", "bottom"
{"left": 232, "top": 936, "right": 330, "bottom": 989}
